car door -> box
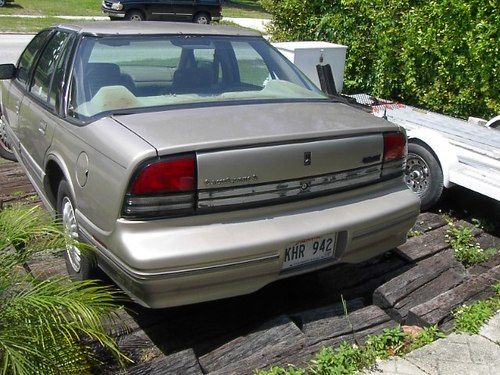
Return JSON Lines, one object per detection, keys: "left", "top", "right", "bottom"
{"left": 172, "top": 0, "right": 195, "bottom": 21}
{"left": 17, "top": 30, "right": 75, "bottom": 185}
{"left": 1, "top": 30, "right": 52, "bottom": 153}
{"left": 148, "top": 0, "right": 176, "bottom": 21}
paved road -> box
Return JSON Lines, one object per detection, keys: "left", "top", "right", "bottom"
{"left": 0, "top": 34, "right": 33, "bottom": 64}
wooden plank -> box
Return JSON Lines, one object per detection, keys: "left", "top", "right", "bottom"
{"left": 26, "top": 254, "right": 67, "bottom": 279}
{"left": 396, "top": 221, "right": 481, "bottom": 262}
{"left": 406, "top": 265, "right": 500, "bottom": 328}
{"left": 290, "top": 298, "right": 365, "bottom": 327}
{"left": 411, "top": 212, "right": 448, "bottom": 233}
{"left": 312, "top": 252, "right": 411, "bottom": 302}
{"left": 114, "top": 330, "right": 164, "bottom": 368}
{"left": 198, "top": 315, "right": 305, "bottom": 374}
{"left": 123, "top": 349, "right": 202, "bottom": 375}
{"left": 208, "top": 306, "right": 396, "bottom": 374}
{"left": 302, "top": 305, "right": 394, "bottom": 347}
{"left": 468, "top": 233, "right": 500, "bottom": 276}
{"left": 373, "top": 249, "right": 466, "bottom": 321}
{"left": 396, "top": 226, "right": 450, "bottom": 261}
{"left": 0, "top": 159, "right": 37, "bottom": 204}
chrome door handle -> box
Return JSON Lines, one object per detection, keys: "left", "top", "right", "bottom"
{"left": 38, "top": 120, "right": 47, "bottom": 135}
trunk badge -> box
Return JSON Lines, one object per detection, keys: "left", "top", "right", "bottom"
{"left": 304, "top": 152, "right": 312, "bottom": 166}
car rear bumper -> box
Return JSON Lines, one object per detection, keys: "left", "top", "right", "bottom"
{"left": 84, "top": 179, "right": 419, "bottom": 308}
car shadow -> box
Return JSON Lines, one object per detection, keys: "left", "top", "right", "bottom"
{"left": 123, "top": 249, "right": 413, "bottom": 358}
{"left": 433, "top": 185, "right": 500, "bottom": 235}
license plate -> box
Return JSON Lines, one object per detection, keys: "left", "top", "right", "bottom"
{"left": 282, "top": 233, "right": 337, "bottom": 270}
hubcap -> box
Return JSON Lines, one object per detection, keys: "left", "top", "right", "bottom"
{"left": 130, "top": 15, "right": 142, "bottom": 21}
{"left": 62, "top": 197, "right": 81, "bottom": 272}
{"left": 405, "top": 153, "right": 431, "bottom": 194}
{"left": 196, "top": 16, "right": 208, "bottom": 24}
{"left": 0, "top": 119, "right": 14, "bottom": 153}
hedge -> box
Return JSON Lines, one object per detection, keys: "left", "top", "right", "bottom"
{"left": 261, "top": 0, "right": 499, "bottom": 119}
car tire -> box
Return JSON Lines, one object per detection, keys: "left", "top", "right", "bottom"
{"left": 0, "top": 0, "right": 5, "bottom": 8}
{"left": 57, "top": 179, "right": 96, "bottom": 280}
{"left": 0, "top": 119, "right": 16, "bottom": 161}
{"left": 126, "top": 10, "right": 144, "bottom": 21}
{"left": 404, "top": 142, "right": 444, "bottom": 210}
{"left": 193, "top": 12, "right": 210, "bottom": 24}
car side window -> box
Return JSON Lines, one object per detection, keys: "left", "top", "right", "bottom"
{"left": 30, "top": 31, "right": 72, "bottom": 106}
{"left": 16, "top": 30, "right": 52, "bottom": 86}
{"left": 48, "top": 33, "right": 76, "bottom": 109}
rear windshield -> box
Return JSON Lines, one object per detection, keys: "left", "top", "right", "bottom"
{"left": 69, "top": 35, "right": 327, "bottom": 119}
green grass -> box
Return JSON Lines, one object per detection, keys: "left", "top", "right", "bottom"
{"left": 0, "top": 0, "right": 101, "bottom": 16}
{"left": 453, "top": 283, "right": 500, "bottom": 334}
{"left": 223, "top": 0, "right": 270, "bottom": 19}
{"left": 256, "top": 326, "right": 444, "bottom": 375}
{"left": 0, "top": 0, "right": 270, "bottom": 18}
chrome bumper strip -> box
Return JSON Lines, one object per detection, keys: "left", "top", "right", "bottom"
{"left": 198, "top": 165, "right": 383, "bottom": 209}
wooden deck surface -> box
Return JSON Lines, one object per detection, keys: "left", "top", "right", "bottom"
{"left": 0, "top": 159, "right": 38, "bottom": 205}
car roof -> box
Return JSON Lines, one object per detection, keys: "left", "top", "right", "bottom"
{"left": 56, "top": 21, "right": 260, "bottom": 37}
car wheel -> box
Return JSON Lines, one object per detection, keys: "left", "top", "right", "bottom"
{"left": 0, "top": 0, "right": 5, "bottom": 8}
{"left": 57, "top": 179, "right": 96, "bottom": 280}
{"left": 126, "top": 10, "right": 144, "bottom": 21}
{"left": 404, "top": 142, "right": 444, "bottom": 210}
{"left": 193, "top": 12, "right": 210, "bottom": 24}
{"left": 0, "top": 118, "right": 16, "bottom": 161}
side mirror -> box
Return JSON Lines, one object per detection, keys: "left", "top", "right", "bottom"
{"left": 0, "top": 64, "right": 16, "bottom": 80}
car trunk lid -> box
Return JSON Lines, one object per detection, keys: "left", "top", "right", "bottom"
{"left": 115, "top": 101, "right": 403, "bottom": 214}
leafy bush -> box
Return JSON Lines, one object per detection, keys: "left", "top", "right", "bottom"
{"left": 261, "top": 0, "right": 499, "bottom": 119}
{"left": 0, "top": 205, "right": 128, "bottom": 374}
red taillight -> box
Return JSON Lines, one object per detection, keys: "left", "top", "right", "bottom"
{"left": 383, "top": 132, "right": 407, "bottom": 162}
{"left": 131, "top": 155, "right": 195, "bottom": 195}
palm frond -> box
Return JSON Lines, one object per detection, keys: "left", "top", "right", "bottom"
{"left": 0, "top": 205, "right": 130, "bottom": 375}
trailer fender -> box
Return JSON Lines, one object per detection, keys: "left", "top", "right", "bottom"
{"left": 406, "top": 128, "right": 457, "bottom": 188}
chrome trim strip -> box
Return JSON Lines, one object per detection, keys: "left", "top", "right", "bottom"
{"left": 124, "top": 202, "right": 193, "bottom": 214}
{"left": 198, "top": 165, "right": 382, "bottom": 209}
{"left": 382, "top": 159, "right": 405, "bottom": 177}
{"left": 137, "top": 254, "right": 279, "bottom": 278}
{"left": 126, "top": 193, "right": 194, "bottom": 206}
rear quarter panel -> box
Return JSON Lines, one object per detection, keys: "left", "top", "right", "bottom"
{"left": 48, "top": 117, "right": 156, "bottom": 235}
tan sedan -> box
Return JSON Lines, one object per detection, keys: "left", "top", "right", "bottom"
{"left": 0, "top": 22, "right": 419, "bottom": 308}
